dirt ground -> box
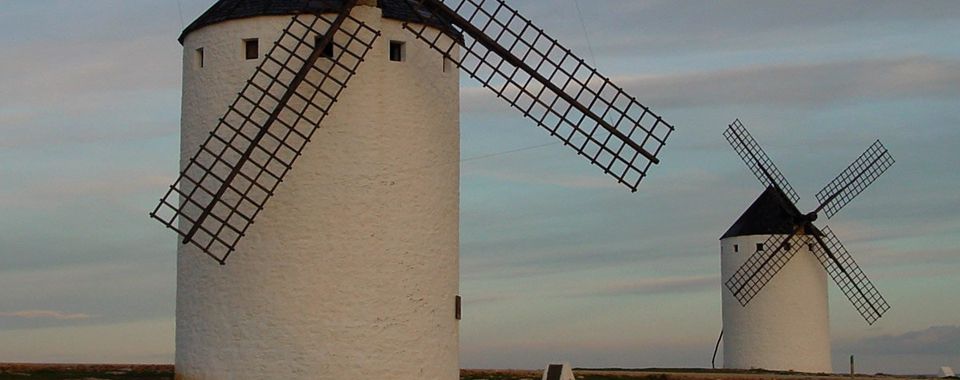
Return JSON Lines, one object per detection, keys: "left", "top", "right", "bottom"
{"left": 462, "top": 368, "right": 934, "bottom": 380}
{"left": 0, "top": 364, "right": 937, "bottom": 380}
{"left": 0, "top": 363, "right": 172, "bottom": 379}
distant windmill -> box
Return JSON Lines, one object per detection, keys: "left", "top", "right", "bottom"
{"left": 149, "top": 0, "right": 674, "bottom": 379}
{"left": 719, "top": 119, "right": 894, "bottom": 372}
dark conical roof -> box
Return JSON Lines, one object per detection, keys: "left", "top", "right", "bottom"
{"left": 180, "top": 0, "right": 451, "bottom": 43}
{"left": 720, "top": 186, "right": 820, "bottom": 239}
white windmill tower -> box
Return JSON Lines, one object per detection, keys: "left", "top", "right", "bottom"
{"left": 150, "top": 0, "right": 675, "bottom": 379}
{"left": 718, "top": 119, "right": 894, "bottom": 373}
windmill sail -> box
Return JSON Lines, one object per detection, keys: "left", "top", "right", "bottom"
{"left": 810, "top": 226, "right": 890, "bottom": 324}
{"left": 724, "top": 119, "right": 800, "bottom": 203}
{"left": 814, "top": 140, "right": 895, "bottom": 219}
{"left": 151, "top": 7, "right": 380, "bottom": 263}
{"left": 400, "top": 0, "right": 674, "bottom": 191}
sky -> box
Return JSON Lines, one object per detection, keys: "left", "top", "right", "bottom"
{"left": 1, "top": 0, "right": 958, "bottom": 375}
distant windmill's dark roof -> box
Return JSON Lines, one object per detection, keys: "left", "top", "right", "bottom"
{"left": 179, "top": 0, "right": 453, "bottom": 43}
{"left": 720, "top": 186, "right": 821, "bottom": 239}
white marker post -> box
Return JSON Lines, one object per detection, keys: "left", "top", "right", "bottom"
{"left": 541, "top": 363, "right": 575, "bottom": 380}
{"left": 941, "top": 366, "right": 955, "bottom": 378}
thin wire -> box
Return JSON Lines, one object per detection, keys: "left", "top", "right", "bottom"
{"left": 572, "top": 0, "right": 597, "bottom": 66}
{"left": 461, "top": 142, "right": 559, "bottom": 162}
{"left": 175, "top": 0, "right": 185, "bottom": 30}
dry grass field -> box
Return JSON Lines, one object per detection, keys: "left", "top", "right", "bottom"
{"left": 0, "top": 364, "right": 939, "bottom": 380}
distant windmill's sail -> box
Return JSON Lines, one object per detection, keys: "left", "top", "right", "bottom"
{"left": 814, "top": 140, "right": 894, "bottom": 219}
{"left": 724, "top": 119, "right": 800, "bottom": 204}
{"left": 151, "top": 6, "right": 380, "bottom": 263}
{"left": 399, "top": 0, "right": 674, "bottom": 191}
{"left": 810, "top": 226, "right": 889, "bottom": 324}
{"left": 724, "top": 231, "right": 808, "bottom": 306}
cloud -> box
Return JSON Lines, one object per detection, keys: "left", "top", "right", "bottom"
{"left": 0, "top": 318, "right": 174, "bottom": 364}
{"left": 617, "top": 56, "right": 960, "bottom": 109}
{"left": 467, "top": 165, "right": 621, "bottom": 191}
{"left": 840, "top": 325, "right": 960, "bottom": 356}
{"left": 26, "top": 174, "right": 174, "bottom": 202}
{"left": 460, "top": 56, "right": 960, "bottom": 114}
{"left": 576, "top": 275, "right": 717, "bottom": 297}
{"left": 463, "top": 294, "right": 516, "bottom": 306}
{"left": 0, "top": 310, "right": 93, "bottom": 320}
{"left": 512, "top": 0, "right": 960, "bottom": 59}
{"left": 0, "top": 5, "right": 182, "bottom": 150}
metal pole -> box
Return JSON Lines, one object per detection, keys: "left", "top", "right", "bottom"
{"left": 850, "top": 355, "right": 855, "bottom": 378}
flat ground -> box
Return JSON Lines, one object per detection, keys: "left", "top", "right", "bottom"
{"left": 0, "top": 364, "right": 171, "bottom": 380}
{"left": 0, "top": 364, "right": 937, "bottom": 380}
{"left": 462, "top": 369, "right": 934, "bottom": 380}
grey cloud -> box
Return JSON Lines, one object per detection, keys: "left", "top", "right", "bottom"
{"left": 0, "top": 309, "right": 97, "bottom": 330}
{"left": 0, "top": 261, "right": 174, "bottom": 331}
{"left": 12, "top": 173, "right": 174, "bottom": 205}
{"left": 461, "top": 294, "right": 517, "bottom": 306}
{"left": 512, "top": 0, "right": 960, "bottom": 58}
{"left": 460, "top": 56, "right": 960, "bottom": 114}
{"left": 468, "top": 166, "right": 620, "bottom": 191}
{"left": 840, "top": 325, "right": 960, "bottom": 356}
{"left": 0, "top": 36, "right": 180, "bottom": 103}
{"left": 576, "top": 275, "right": 717, "bottom": 297}
{"left": 0, "top": 2, "right": 182, "bottom": 150}
{"left": 0, "top": 310, "right": 93, "bottom": 320}
{"left": 620, "top": 56, "right": 960, "bottom": 109}
{"left": 459, "top": 161, "right": 750, "bottom": 282}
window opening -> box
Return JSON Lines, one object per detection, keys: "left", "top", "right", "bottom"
{"left": 733, "top": 244, "right": 739, "bottom": 253}
{"left": 455, "top": 295, "right": 462, "bottom": 320}
{"left": 389, "top": 40, "right": 405, "bottom": 62}
{"left": 195, "top": 48, "right": 204, "bottom": 68}
{"left": 244, "top": 38, "right": 259, "bottom": 60}
{"left": 756, "top": 243, "right": 764, "bottom": 252}
{"left": 315, "top": 36, "right": 334, "bottom": 58}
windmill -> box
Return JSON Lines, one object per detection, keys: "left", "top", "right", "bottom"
{"left": 149, "top": 0, "right": 674, "bottom": 379}
{"left": 718, "top": 119, "right": 894, "bottom": 373}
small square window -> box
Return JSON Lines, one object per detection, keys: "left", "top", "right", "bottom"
{"left": 756, "top": 243, "right": 764, "bottom": 252}
{"left": 389, "top": 40, "right": 405, "bottom": 62}
{"left": 783, "top": 242, "right": 792, "bottom": 251}
{"left": 315, "top": 36, "right": 334, "bottom": 58}
{"left": 808, "top": 243, "right": 816, "bottom": 251}
{"left": 733, "top": 244, "right": 739, "bottom": 253}
{"left": 244, "top": 38, "right": 259, "bottom": 60}
{"left": 195, "top": 47, "right": 204, "bottom": 68}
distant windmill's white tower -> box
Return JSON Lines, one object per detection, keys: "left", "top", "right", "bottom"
{"left": 175, "top": 1, "right": 459, "bottom": 379}
{"left": 719, "top": 187, "right": 832, "bottom": 373}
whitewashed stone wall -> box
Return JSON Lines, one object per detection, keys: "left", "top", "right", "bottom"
{"left": 176, "top": 5, "right": 460, "bottom": 379}
{"left": 720, "top": 234, "right": 832, "bottom": 373}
